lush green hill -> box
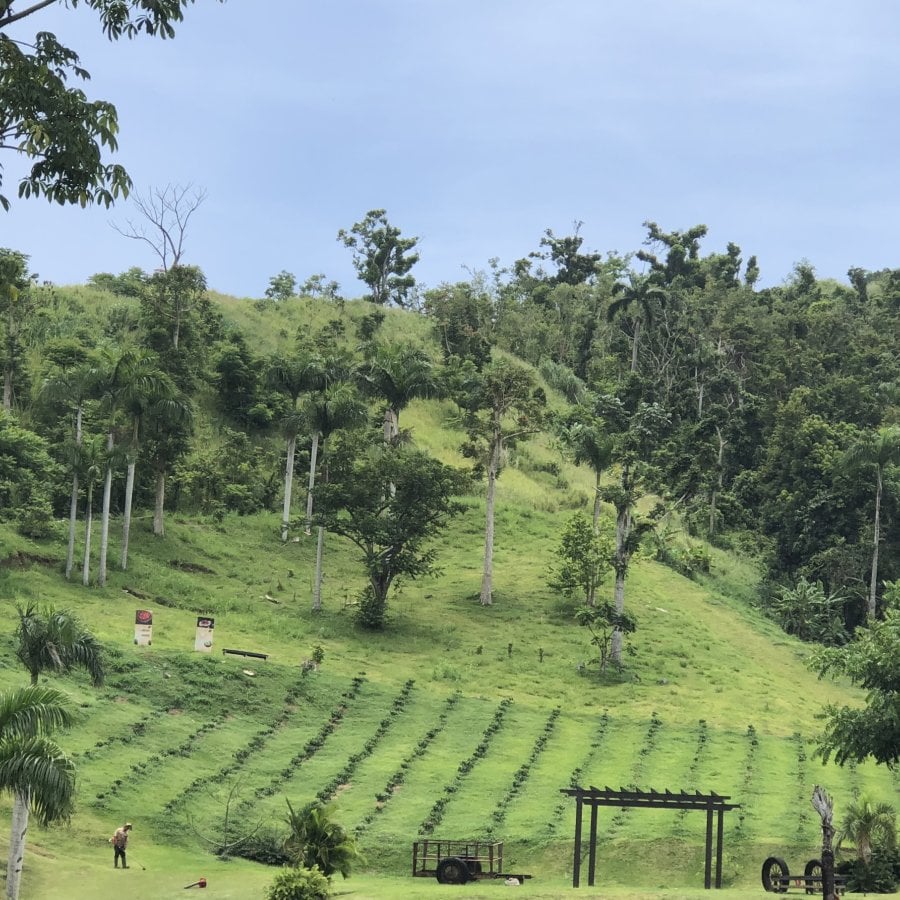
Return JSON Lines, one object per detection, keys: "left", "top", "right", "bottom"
{"left": 0, "top": 289, "right": 893, "bottom": 898}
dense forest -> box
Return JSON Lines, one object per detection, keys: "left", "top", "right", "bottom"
{"left": 1, "top": 215, "right": 899, "bottom": 644}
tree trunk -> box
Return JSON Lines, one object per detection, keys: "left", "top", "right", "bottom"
{"left": 384, "top": 408, "right": 399, "bottom": 496}
{"left": 120, "top": 457, "right": 136, "bottom": 570}
{"left": 65, "top": 406, "right": 83, "bottom": 581}
{"left": 66, "top": 472, "right": 80, "bottom": 581}
{"left": 312, "top": 525, "right": 325, "bottom": 611}
{"left": 592, "top": 470, "right": 602, "bottom": 534}
{"left": 610, "top": 480, "right": 632, "bottom": 666}
{"left": 312, "top": 457, "right": 329, "bottom": 611}
{"left": 480, "top": 438, "right": 500, "bottom": 606}
{"left": 82, "top": 483, "right": 94, "bottom": 586}
{"left": 630, "top": 317, "right": 641, "bottom": 372}
{"left": 5, "top": 791, "right": 29, "bottom": 900}
{"left": 869, "top": 467, "right": 882, "bottom": 620}
{"left": 281, "top": 434, "right": 296, "bottom": 542}
{"left": 2, "top": 365, "right": 12, "bottom": 412}
{"left": 305, "top": 431, "right": 320, "bottom": 535}
{"left": 610, "top": 566, "right": 626, "bottom": 664}
{"left": 98, "top": 432, "right": 114, "bottom": 587}
{"left": 153, "top": 471, "right": 166, "bottom": 536}
{"left": 709, "top": 426, "right": 726, "bottom": 538}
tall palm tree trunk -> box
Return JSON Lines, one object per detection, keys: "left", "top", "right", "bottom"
{"left": 480, "top": 439, "right": 500, "bottom": 606}
{"left": 65, "top": 406, "right": 83, "bottom": 580}
{"left": 153, "top": 471, "right": 166, "bottom": 536}
{"left": 312, "top": 458, "right": 330, "bottom": 611}
{"left": 120, "top": 457, "right": 136, "bottom": 570}
{"left": 3, "top": 366, "right": 12, "bottom": 412}
{"left": 610, "top": 486, "right": 632, "bottom": 666}
{"left": 869, "top": 468, "right": 883, "bottom": 621}
{"left": 305, "top": 431, "right": 320, "bottom": 535}
{"left": 82, "top": 483, "right": 94, "bottom": 587}
{"left": 281, "top": 434, "right": 296, "bottom": 542}
{"left": 6, "top": 790, "right": 29, "bottom": 900}
{"left": 630, "top": 317, "right": 641, "bottom": 372}
{"left": 98, "top": 432, "right": 114, "bottom": 587}
{"left": 312, "top": 526, "right": 326, "bottom": 611}
{"left": 66, "top": 472, "right": 79, "bottom": 581}
{"left": 592, "top": 470, "right": 602, "bottom": 534}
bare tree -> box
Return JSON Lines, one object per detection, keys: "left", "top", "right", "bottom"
{"left": 113, "top": 183, "right": 207, "bottom": 271}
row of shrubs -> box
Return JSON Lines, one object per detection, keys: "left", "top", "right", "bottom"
{"left": 354, "top": 691, "right": 462, "bottom": 837}
{"left": 490, "top": 707, "right": 560, "bottom": 828}
{"left": 313, "top": 680, "right": 415, "bottom": 805}
{"left": 420, "top": 697, "right": 514, "bottom": 834}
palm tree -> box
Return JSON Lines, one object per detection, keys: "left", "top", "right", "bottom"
{"left": 283, "top": 799, "right": 361, "bottom": 878}
{"left": 361, "top": 342, "right": 438, "bottom": 444}
{"left": 77, "top": 434, "right": 104, "bottom": 587}
{"left": 837, "top": 795, "right": 897, "bottom": 864}
{"left": 91, "top": 347, "right": 170, "bottom": 586}
{"left": 268, "top": 350, "right": 325, "bottom": 542}
{"left": 120, "top": 383, "right": 188, "bottom": 568}
{"left": 302, "top": 353, "right": 355, "bottom": 534}
{"left": 606, "top": 273, "right": 667, "bottom": 372}
{"left": 561, "top": 413, "right": 615, "bottom": 535}
{"left": 1, "top": 685, "right": 77, "bottom": 900}
{"left": 457, "top": 358, "right": 544, "bottom": 606}
{"left": 306, "top": 382, "right": 368, "bottom": 612}
{"left": 37, "top": 359, "right": 95, "bottom": 580}
{"left": 15, "top": 604, "right": 104, "bottom": 688}
{"left": 844, "top": 425, "right": 900, "bottom": 620}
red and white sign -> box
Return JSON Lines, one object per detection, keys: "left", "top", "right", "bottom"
{"left": 194, "top": 617, "right": 215, "bottom": 652}
{"left": 134, "top": 610, "right": 153, "bottom": 646}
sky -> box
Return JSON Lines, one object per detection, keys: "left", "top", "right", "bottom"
{"left": 4, "top": 0, "right": 900, "bottom": 298}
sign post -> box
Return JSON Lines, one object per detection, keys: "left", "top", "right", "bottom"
{"left": 194, "top": 617, "right": 215, "bottom": 652}
{"left": 134, "top": 610, "right": 153, "bottom": 646}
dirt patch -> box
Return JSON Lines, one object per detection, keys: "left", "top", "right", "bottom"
{"left": 168, "top": 708, "right": 184, "bottom": 716}
{"left": 1, "top": 550, "right": 57, "bottom": 568}
{"left": 170, "top": 559, "right": 216, "bottom": 575}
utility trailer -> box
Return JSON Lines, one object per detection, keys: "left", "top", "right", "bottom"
{"left": 412, "top": 840, "right": 531, "bottom": 884}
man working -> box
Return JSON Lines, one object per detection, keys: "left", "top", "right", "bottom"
{"left": 110, "top": 822, "right": 132, "bottom": 869}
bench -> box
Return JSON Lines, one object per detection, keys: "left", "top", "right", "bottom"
{"left": 770, "top": 874, "right": 847, "bottom": 894}
{"left": 222, "top": 648, "right": 269, "bottom": 660}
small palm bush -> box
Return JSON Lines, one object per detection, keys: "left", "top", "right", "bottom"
{"left": 283, "top": 800, "right": 361, "bottom": 878}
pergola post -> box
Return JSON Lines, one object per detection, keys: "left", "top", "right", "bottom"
{"left": 716, "top": 807, "right": 724, "bottom": 888}
{"left": 704, "top": 803, "right": 713, "bottom": 889}
{"left": 573, "top": 794, "right": 583, "bottom": 888}
{"left": 588, "top": 802, "right": 599, "bottom": 886}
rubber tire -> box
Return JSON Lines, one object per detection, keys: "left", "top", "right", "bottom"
{"left": 804, "top": 859, "right": 822, "bottom": 895}
{"left": 436, "top": 857, "right": 470, "bottom": 885}
{"left": 762, "top": 856, "right": 790, "bottom": 893}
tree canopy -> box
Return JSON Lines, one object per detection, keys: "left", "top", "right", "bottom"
{"left": 0, "top": 0, "right": 223, "bottom": 210}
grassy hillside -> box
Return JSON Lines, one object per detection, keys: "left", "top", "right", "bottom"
{"left": 0, "top": 292, "right": 892, "bottom": 899}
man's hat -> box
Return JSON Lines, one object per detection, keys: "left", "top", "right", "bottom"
{"left": 125, "top": 823, "right": 133, "bottom": 828}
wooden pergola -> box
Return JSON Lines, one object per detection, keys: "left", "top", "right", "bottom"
{"left": 560, "top": 786, "right": 741, "bottom": 889}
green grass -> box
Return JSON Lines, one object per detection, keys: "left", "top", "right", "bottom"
{"left": 2, "top": 290, "right": 897, "bottom": 897}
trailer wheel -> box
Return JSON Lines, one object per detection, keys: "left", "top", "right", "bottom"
{"left": 804, "top": 859, "right": 822, "bottom": 895}
{"left": 436, "top": 856, "right": 470, "bottom": 884}
{"left": 762, "top": 857, "right": 790, "bottom": 893}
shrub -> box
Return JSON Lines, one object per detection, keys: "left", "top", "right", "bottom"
{"left": 265, "top": 866, "right": 331, "bottom": 900}
{"left": 231, "top": 827, "right": 292, "bottom": 866}
{"left": 766, "top": 577, "right": 847, "bottom": 644}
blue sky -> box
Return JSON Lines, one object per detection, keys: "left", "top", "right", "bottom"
{"left": 4, "top": 0, "right": 900, "bottom": 297}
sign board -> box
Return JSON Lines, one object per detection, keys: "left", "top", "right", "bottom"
{"left": 194, "top": 616, "right": 215, "bottom": 652}
{"left": 134, "top": 609, "right": 153, "bottom": 646}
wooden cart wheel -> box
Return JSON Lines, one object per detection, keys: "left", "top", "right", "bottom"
{"left": 804, "top": 859, "right": 822, "bottom": 895}
{"left": 762, "top": 856, "right": 790, "bottom": 893}
{"left": 436, "top": 856, "right": 470, "bottom": 884}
